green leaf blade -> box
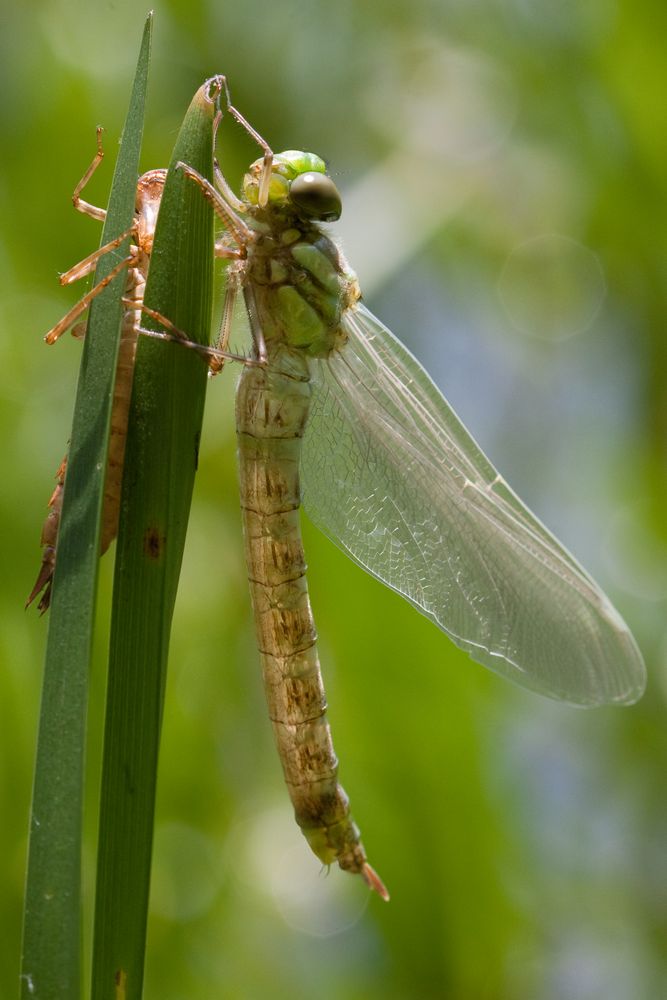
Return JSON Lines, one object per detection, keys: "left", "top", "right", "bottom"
{"left": 90, "top": 77, "right": 219, "bottom": 1000}
{"left": 21, "top": 16, "right": 153, "bottom": 1000}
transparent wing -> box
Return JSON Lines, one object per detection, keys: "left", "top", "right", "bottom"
{"left": 301, "top": 303, "right": 645, "bottom": 706}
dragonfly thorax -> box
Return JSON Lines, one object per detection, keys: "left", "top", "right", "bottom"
{"left": 246, "top": 226, "right": 358, "bottom": 358}
{"left": 240, "top": 151, "right": 358, "bottom": 358}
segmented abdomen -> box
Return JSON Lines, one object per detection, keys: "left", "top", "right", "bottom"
{"left": 235, "top": 348, "right": 374, "bottom": 881}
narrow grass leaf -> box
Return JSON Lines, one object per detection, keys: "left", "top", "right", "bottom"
{"left": 21, "top": 16, "right": 153, "bottom": 1000}
{"left": 90, "top": 77, "right": 219, "bottom": 1000}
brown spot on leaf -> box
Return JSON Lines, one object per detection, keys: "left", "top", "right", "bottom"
{"left": 143, "top": 526, "right": 166, "bottom": 560}
{"left": 115, "top": 967, "right": 127, "bottom": 999}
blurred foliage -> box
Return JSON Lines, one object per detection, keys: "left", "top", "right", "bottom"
{"left": 2, "top": 1, "right": 666, "bottom": 998}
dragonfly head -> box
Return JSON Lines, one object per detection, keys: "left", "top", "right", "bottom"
{"left": 243, "top": 150, "right": 342, "bottom": 223}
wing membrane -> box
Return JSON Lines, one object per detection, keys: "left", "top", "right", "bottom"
{"left": 301, "top": 302, "right": 645, "bottom": 706}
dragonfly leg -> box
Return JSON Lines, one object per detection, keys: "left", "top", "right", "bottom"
{"left": 136, "top": 323, "right": 252, "bottom": 370}
{"left": 72, "top": 126, "right": 107, "bottom": 222}
{"left": 206, "top": 263, "right": 244, "bottom": 374}
{"left": 44, "top": 133, "right": 137, "bottom": 344}
{"left": 59, "top": 227, "right": 136, "bottom": 285}
{"left": 129, "top": 301, "right": 197, "bottom": 343}
{"left": 135, "top": 285, "right": 259, "bottom": 372}
{"left": 217, "top": 76, "right": 274, "bottom": 209}
{"left": 177, "top": 161, "right": 251, "bottom": 249}
{"left": 129, "top": 299, "right": 232, "bottom": 372}
{"left": 44, "top": 252, "right": 133, "bottom": 344}
{"left": 242, "top": 283, "right": 267, "bottom": 364}
{"left": 209, "top": 101, "right": 247, "bottom": 215}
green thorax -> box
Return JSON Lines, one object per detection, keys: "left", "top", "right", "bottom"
{"left": 241, "top": 151, "right": 359, "bottom": 359}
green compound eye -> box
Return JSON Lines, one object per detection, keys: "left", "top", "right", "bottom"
{"left": 289, "top": 172, "right": 342, "bottom": 222}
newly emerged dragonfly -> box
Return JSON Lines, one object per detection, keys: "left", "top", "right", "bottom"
{"left": 173, "top": 82, "right": 645, "bottom": 900}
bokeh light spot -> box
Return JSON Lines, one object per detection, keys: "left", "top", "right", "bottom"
{"left": 498, "top": 233, "right": 606, "bottom": 341}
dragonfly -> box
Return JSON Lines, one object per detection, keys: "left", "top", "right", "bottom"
{"left": 169, "top": 80, "right": 646, "bottom": 902}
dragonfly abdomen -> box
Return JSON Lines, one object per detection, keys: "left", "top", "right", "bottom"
{"left": 236, "top": 352, "right": 386, "bottom": 893}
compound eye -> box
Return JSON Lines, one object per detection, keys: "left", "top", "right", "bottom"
{"left": 289, "top": 172, "right": 342, "bottom": 221}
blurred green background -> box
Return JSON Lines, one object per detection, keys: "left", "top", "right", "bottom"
{"left": 2, "top": 1, "right": 666, "bottom": 997}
